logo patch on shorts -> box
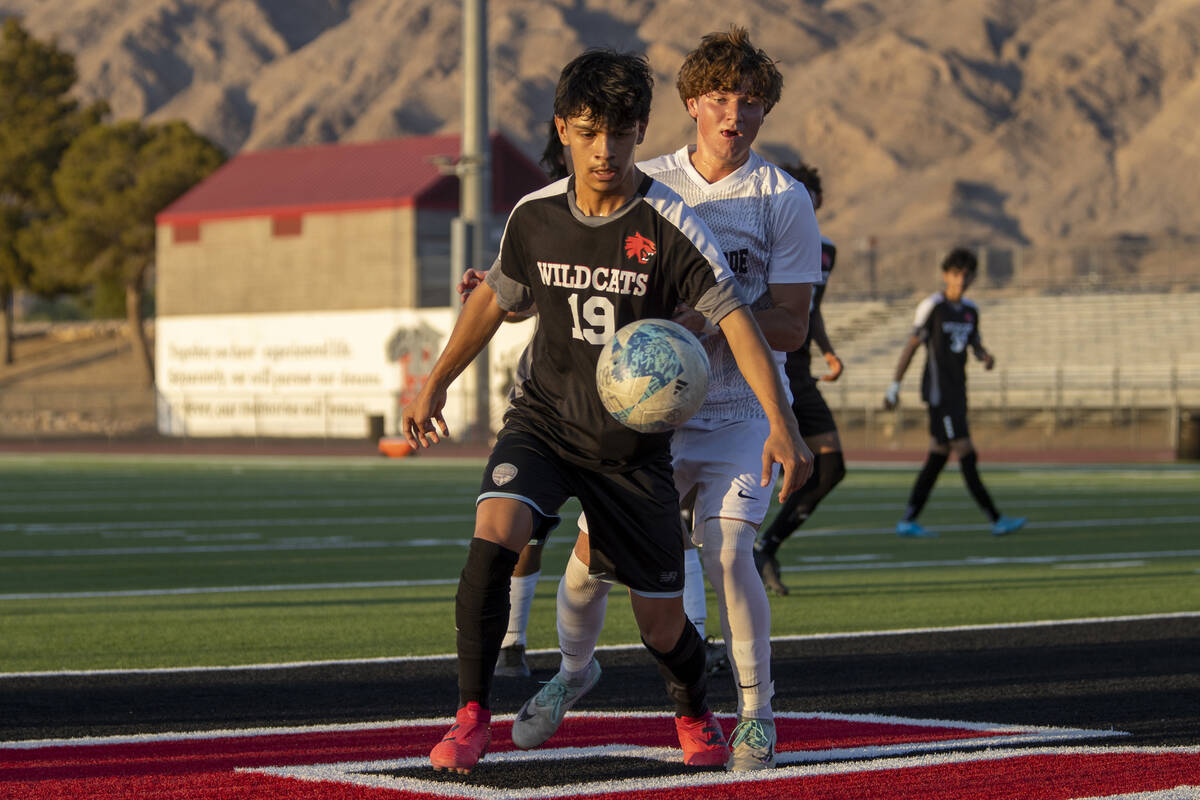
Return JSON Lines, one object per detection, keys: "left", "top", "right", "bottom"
{"left": 491, "top": 463, "right": 518, "bottom": 486}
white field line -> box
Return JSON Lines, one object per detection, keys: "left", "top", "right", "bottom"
{"left": 0, "top": 709, "right": 1121, "bottom": 750}
{"left": 1, "top": 611, "right": 1196, "bottom": 680}
{"left": 0, "top": 536, "right": 478, "bottom": 558}
{"left": 776, "top": 549, "right": 1200, "bottom": 572}
{"left": 0, "top": 514, "right": 477, "bottom": 536}
{"left": 3, "top": 547, "right": 1198, "bottom": 599}
{"left": 789, "top": 514, "right": 1200, "bottom": 539}
{"left": 0, "top": 494, "right": 478, "bottom": 514}
{"left": 3, "top": 513, "right": 1199, "bottom": 555}
{"left": 3, "top": 492, "right": 1198, "bottom": 516}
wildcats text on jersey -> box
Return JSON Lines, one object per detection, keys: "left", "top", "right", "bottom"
{"left": 536, "top": 261, "right": 650, "bottom": 296}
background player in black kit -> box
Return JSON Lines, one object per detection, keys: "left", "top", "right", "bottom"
{"left": 884, "top": 247, "right": 1026, "bottom": 538}
{"left": 401, "top": 48, "right": 810, "bottom": 775}
{"left": 754, "top": 162, "right": 846, "bottom": 596}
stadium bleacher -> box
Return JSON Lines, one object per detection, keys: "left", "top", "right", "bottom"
{"left": 820, "top": 291, "right": 1200, "bottom": 412}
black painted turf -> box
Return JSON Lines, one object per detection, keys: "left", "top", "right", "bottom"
{"left": 3, "top": 617, "right": 1197, "bottom": 746}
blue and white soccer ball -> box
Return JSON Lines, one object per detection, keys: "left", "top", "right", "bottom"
{"left": 595, "top": 318, "right": 710, "bottom": 433}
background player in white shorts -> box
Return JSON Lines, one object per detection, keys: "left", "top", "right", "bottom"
{"left": 512, "top": 27, "right": 821, "bottom": 772}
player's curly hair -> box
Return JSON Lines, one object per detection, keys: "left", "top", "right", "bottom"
{"left": 676, "top": 26, "right": 783, "bottom": 113}
{"left": 942, "top": 247, "right": 979, "bottom": 275}
{"left": 554, "top": 49, "right": 653, "bottom": 132}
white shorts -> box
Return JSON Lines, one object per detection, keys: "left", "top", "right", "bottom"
{"left": 672, "top": 417, "right": 776, "bottom": 537}
{"left": 577, "top": 418, "right": 776, "bottom": 542}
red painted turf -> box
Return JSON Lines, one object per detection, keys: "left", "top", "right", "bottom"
{"left": 4, "top": 717, "right": 1197, "bottom": 800}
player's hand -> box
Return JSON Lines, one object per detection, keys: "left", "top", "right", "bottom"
{"left": 671, "top": 304, "right": 711, "bottom": 336}
{"left": 457, "top": 268, "right": 488, "bottom": 304}
{"left": 982, "top": 353, "right": 995, "bottom": 371}
{"left": 820, "top": 351, "right": 844, "bottom": 382}
{"left": 762, "top": 425, "right": 813, "bottom": 503}
{"left": 883, "top": 380, "right": 901, "bottom": 410}
{"left": 400, "top": 387, "right": 451, "bottom": 448}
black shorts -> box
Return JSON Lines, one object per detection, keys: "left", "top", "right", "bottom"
{"left": 479, "top": 429, "right": 685, "bottom": 597}
{"left": 927, "top": 401, "right": 970, "bottom": 444}
{"left": 790, "top": 378, "right": 838, "bottom": 438}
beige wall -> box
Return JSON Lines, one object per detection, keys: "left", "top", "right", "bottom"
{"left": 156, "top": 207, "right": 418, "bottom": 315}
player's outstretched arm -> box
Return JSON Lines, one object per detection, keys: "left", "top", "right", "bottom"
{"left": 401, "top": 281, "right": 508, "bottom": 448}
{"left": 718, "top": 306, "right": 814, "bottom": 500}
{"left": 885, "top": 335, "right": 921, "bottom": 409}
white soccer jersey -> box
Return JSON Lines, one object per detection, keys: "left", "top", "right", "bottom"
{"left": 639, "top": 146, "right": 822, "bottom": 420}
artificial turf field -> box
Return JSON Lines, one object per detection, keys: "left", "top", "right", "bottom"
{"left": 2, "top": 452, "right": 1198, "bottom": 798}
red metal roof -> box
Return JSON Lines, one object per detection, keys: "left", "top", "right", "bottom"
{"left": 157, "top": 132, "right": 547, "bottom": 224}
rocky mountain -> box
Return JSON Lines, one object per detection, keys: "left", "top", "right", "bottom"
{"left": 3, "top": 0, "right": 1199, "bottom": 288}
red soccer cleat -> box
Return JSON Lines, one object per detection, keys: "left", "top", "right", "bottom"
{"left": 674, "top": 711, "right": 730, "bottom": 766}
{"left": 430, "top": 702, "right": 491, "bottom": 774}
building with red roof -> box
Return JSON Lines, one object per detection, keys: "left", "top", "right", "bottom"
{"left": 153, "top": 133, "right": 547, "bottom": 439}
{"left": 156, "top": 132, "right": 547, "bottom": 314}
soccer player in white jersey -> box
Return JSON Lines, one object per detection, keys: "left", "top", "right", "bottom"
{"left": 511, "top": 27, "right": 821, "bottom": 771}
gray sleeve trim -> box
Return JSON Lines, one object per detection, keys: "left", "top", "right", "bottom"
{"left": 694, "top": 279, "right": 747, "bottom": 325}
{"left": 485, "top": 262, "right": 534, "bottom": 313}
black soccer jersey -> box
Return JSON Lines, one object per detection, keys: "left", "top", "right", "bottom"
{"left": 912, "top": 292, "right": 981, "bottom": 408}
{"left": 486, "top": 172, "right": 746, "bottom": 473}
{"left": 783, "top": 236, "right": 837, "bottom": 389}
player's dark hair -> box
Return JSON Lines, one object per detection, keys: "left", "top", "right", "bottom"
{"left": 783, "top": 161, "right": 822, "bottom": 207}
{"left": 942, "top": 247, "right": 978, "bottom": 275}
{"left": 538, "top": 118, "right": 568, "bottom": 180}
{"left": 554, "top": 49, "right": 653, "bottom": 132}
{"left": 676, "top": 26, "right": 783, "bottom": 113}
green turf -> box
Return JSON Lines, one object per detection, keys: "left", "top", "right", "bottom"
{"left": 1, "top": 454, "right": 1197, "bottom": 671}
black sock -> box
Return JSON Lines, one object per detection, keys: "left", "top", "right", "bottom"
{"left": 904, "top": 451, "right": 948, "bottom": 521}
{"left": 959, "top": 451, "right": 1000, "bottom": 522}
{"left": 642, "top": 621, "right": 708, "bottom": 718}
{"left": 758, "top": 451, "right": 846, "bottom": 556}
{"left": 455, "top": 538, "right": 520, "bottom": 709}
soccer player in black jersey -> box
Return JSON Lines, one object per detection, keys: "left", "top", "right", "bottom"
{"left": 883, "top": 247, "right": 1026, "bottom": 538}
{"left": 402, "top": 48, "right": 811, "bottom": 775}
{"left": 754, "top": 162, "right": 847, "bottom": 596}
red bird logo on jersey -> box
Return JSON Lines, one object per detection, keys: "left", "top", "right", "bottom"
{"left": 624, "top": 232, "right": 656, "bottom": 263}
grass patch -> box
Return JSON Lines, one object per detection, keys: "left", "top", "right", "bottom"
{"left": 2, "top": 454, "right": 1197, "bottom": 671}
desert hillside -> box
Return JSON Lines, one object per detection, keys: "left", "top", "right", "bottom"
{"left": 3, "top": 0, "right": 1200, "bottom": 269}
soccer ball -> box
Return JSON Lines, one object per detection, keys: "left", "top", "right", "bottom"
{"left": 595, "top": 318, "right": 710, "bottom": 433}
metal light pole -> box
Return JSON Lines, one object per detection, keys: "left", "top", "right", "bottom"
{"left": 460, "top": 0, "right": 491, "bottom": 442}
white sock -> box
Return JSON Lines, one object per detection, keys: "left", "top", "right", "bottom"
{"left": 556, "top": 551, "right": 611, "bottom": 676}
{"left": 501, "top": 570, "right": 540, "bottom": 648}
{"left": 699, "top": 517, "right": 774, "bottom": 719}
{"left": 682, "top": 547, "right": 707, "bottom": 639}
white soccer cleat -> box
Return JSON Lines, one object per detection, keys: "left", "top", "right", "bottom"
{"left": 511, "top": 658, "right": 601, "bottom": 749}
{"left": 726, "top": 717, "right": 776, "bottom": 771}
